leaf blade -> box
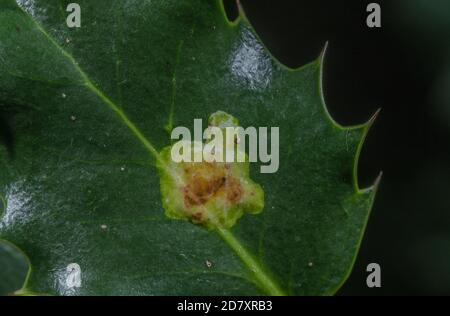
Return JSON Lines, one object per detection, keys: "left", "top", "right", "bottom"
{"left": 0, "top": 0, "right": 378, "bottom": 295}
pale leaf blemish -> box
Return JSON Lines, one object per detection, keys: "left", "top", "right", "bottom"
{"left": 58, "top": 263, "right": 82, "bottom": 295}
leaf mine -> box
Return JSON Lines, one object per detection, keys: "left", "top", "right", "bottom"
{"left": 158, "top": 112, "right": 264, "bottom": 229}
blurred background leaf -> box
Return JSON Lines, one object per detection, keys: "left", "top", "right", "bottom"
{"left": 0, "top": 242, "right": 28, "bottom": 296}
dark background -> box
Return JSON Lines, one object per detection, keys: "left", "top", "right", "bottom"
{"left": 224, "top": 0, "right": 450, "bottom": 295}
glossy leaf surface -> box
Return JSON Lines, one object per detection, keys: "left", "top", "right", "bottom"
{"left": 0, "top": 0, "right": 378, "bottom": 295}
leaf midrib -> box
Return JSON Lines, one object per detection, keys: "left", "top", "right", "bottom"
{"left": 12, "top": 5, "right": 286, "bottom": 296}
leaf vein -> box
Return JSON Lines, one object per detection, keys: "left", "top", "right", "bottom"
{"left": 17, "top": 6, "right": 162, "bottom": 165}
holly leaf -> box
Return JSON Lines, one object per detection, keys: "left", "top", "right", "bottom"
{"left": 0, "top": 0, "right": 379, "bottom": 295}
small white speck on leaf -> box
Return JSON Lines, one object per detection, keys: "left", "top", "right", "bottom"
{"left": 120, "top": 166, "right": 125, "bottom": 171}
{"left": 205, "top": 260, "right": 213, "bottom": 268}
{"left": 101, "top": 224, "right": 107, "bottom": 229}
{"left": 308, "top": 262, "right": 314, "bottom": 267}
{"left": 66, "top": 38, "right": 70, "bottom": 43}
{"left": 62, "top": 93, "right": 67, "bottom": 98}
{"left": 70, "top": 115, "right": 77, "bottom": 122}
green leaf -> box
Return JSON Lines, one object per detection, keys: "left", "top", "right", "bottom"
{"left": 0, "top": 241, "right": 28, "bottom": 296}
{"left": 0, "top": 0, "right": 379, "bottom": 295}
